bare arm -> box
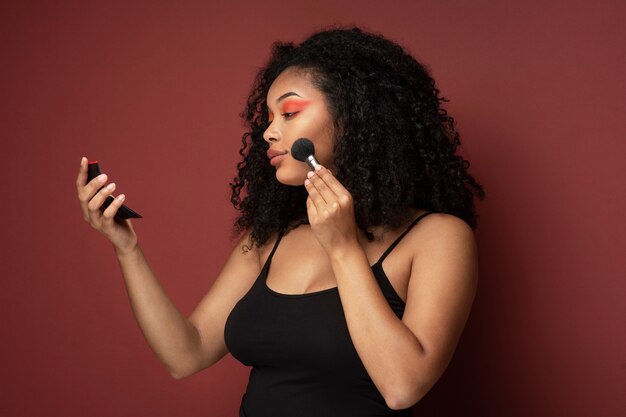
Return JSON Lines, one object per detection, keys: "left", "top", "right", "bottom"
{"left": 114, "top": 232, "right": 260, "bottom": 379}
{"left": 114, "top": 245, "right": 204, "bottom": 378}
{"left": 305, "top": 166, "right": 478, "bottom": 409}
{"left": 76, "top": 157, "right": 261, "bottom": 379}
{"left": 329, "top": 214, "right": 478, "bottom": 409}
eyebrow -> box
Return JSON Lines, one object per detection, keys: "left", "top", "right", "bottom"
{"left": 276, "top": 92, "right": 303, "bottom": 103}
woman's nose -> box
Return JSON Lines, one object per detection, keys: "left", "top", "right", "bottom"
{"left": 263, "top": 122, "right": 280, "bottom": 143}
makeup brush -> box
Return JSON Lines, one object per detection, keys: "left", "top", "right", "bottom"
{"left": 291, "top": 138, "right": 320, "bottom": 170}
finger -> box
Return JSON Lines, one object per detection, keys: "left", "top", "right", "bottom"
{"left": 75, "top": 157, "right": 88, "bottom": 192}
{"left": 306, "top": 196, "right": 318, "bottom": 222}
{"left": 78, "top": 172, "right": 107, "bottom": 206}
{"left": 315, "top": 165, "right": 348, "bottom": 196}
{"left": 79, "top": 173, "right": 108, "bottom": 221}
{"left": 86, "top": 181, "right": 116, "bottom": 228}
{"left": 87, "top": 182, "right": 116, "bottom": 216}
{"left": 307, "top": 170, "right": 336, "bottom": 204}
{"left": 77, "top": 157, "right": 91, "bottom": 220}
{"left": 304, "top": 176, "right": 326, "bottom": 211}
{"left": 101, "top": 194, "right": 126, "bottom": 224}
{"left": 315, "top": 166, "right": 353, "bottom": 208}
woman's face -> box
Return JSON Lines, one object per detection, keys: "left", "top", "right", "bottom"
{"left": 263, "top": 68, "right": 336, "bottom": 186}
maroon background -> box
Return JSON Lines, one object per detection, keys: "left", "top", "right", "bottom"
{"left": 1, "top": 1, "right": 624, "bottom": 416}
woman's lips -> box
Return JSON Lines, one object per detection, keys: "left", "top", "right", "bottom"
{"left": 267, "top": 149, "right": 288, "bottom": 166}
{"left": 269, "top": 153, "right": 287, "bottom": 166}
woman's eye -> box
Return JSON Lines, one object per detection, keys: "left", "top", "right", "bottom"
{"left": 282, "top": 112, "right": 298, "bottom": 119}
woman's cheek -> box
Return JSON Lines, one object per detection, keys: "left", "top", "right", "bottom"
{"left": 275, "top": 158, "right": 309, "bottom": 186}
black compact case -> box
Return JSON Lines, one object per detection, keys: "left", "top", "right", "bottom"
{"left": 87, "top": 161, "right": 142, "bottom": 220}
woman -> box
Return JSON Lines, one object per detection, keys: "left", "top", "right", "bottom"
{"left": 76, "top": 27, "right": 484, "bottom": 416}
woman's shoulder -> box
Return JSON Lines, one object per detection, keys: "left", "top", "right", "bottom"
{"left": 249, "top": 228, "right": 295, "bottom": 267}
{"left": 387, "top": 211, "right": 474, "bottom": 257}
{"left": 374, "top": 210, "right": 470, "bottom": 237}
{"left": 416, "top": 211, "right": 472, "bottom": 231}
{"left": 402, "top": 212, "right": 477, "bottom": 280}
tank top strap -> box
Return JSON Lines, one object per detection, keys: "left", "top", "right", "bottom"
{"left": 375, "top": 211, "right": 436, "bottom": 265}
{"left": 261, "top": 231, "right": 285, "bottom": 271}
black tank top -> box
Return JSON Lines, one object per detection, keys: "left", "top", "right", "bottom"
{"left": 224, "top": 212, "right": 435, "bottom": 417}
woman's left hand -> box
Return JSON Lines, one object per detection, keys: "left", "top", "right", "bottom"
{"left": 304, "top": 165, "right": 359, "bottom": 254}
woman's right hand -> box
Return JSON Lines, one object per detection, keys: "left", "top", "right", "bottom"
{"left": 76, "top": 157, "right": 138, "bottom": 254}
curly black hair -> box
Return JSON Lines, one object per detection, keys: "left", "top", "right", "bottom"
{"left": 230, "top": 26, "right": 485, "bottom": 248}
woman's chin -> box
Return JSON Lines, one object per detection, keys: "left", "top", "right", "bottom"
{"left": 275, "top": 170, "right": 306, "bottom": 186}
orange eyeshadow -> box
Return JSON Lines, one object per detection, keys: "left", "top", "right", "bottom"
{"left": 282, "top": 99, "right": 310, "bottom": 113}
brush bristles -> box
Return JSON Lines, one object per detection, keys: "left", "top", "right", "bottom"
{"left": 291, "top": 138, "right": 315, "bottom": 162}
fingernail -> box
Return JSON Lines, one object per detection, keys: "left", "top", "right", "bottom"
{"left": 118, "top": 194, "right": 125, "bottom": 201}
{"left": 304, "top": 179, "right": 311, "bottom": 186}
{"left": 307, "top": 171, "right": 314, "bottom": 178}
{"left": 106, "top": 182, "right": 115, "bottom": 190}
{"left": 315, "top": 164, "right": 322, "bottom": 171}
{"left": 98, "top": 174, "right": 107, "bottom": 182}
{"left": 80, "top": 157, "right": 86, "bottom": 165}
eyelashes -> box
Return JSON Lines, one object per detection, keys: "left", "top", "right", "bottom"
{"left": 266, "top": 97, "right": 310, "bottom": 122}
{"left": 267, "top": 111, "right": 300, "bottom": 124}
